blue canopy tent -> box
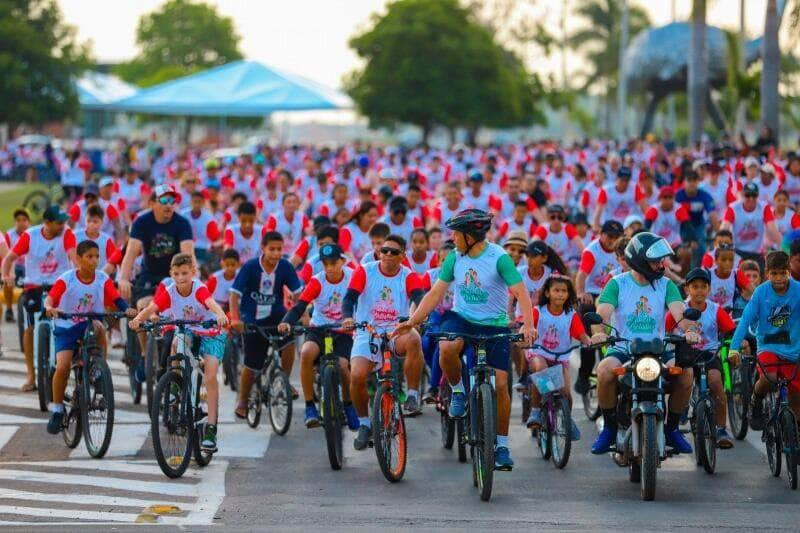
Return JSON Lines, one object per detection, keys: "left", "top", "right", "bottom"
{"left": 77, "top": 71, "right": 139, "bottom": 137}
{"left": 108, "top": 60, "right": 351, "bottom": 117}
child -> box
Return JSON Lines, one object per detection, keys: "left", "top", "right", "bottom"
{"left": 525, "top": 275, "right": 589, "bottom": 441}
{"left": 701, "top": 230, "right": 742, "bottom": 270}
{"left": 223, "top": 201, "right": 266, "bottom": 264}
{"left": 502, "top": 230, "right": 528, "bottom": 268}
{"left": 667, "top": 268, "right": 737, "bottom": 448}
{"left": 265, "top": 192, "right": 309, "bottom": 257}
{"left": 277, "top": 243, "right": 359, "bottom": 430}
{"left": 206, "top": 248, "right": 240, "bottom": 311}
{"left": 772, "top": 189, "right": 800, "bottom": 244}
{"left": 360, "top": 222, "right": 390, "bottom": 265}
{"left": 408, "top": 228, "right": 438, "bottom": 275}
{"left": 130, "top": 253, "right": 228, "bottom": 452}
{"left": 731, "top": 259, "right": 761, "bottom": 319}
{"left": 497, "top": 200, "right": 536, "bottom": 240}
{"left": 709, "top": 245, "right": 751, "bottom": 310}
{"left": 3, "top": 208, "right": 30, "bottom": 322}
{"left": 74, "top": 204, "right": 123, "bottom": 273}
{"left": 730, "top": 251, "right": 800, "bottom": 429}
{"left": 43, "top": 240, "right": 132, "bottom": 434}
{"left": 428, "top": 227, "right": 443, "bottom": 252}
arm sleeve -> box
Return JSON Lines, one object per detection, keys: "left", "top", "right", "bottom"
{"left": 102, "top": 278, "right": 125, "bottom": 309}
{"left": 153, "top": 289, "right": 172, "bottom": 312}
{"left": 298, "top": 277, "right": 322, "bottom": 303}
{"left": 438, "top": 250, "right": 456, "bottom": 282}
{"left": 665, "top": 280, "right": 682, "bottom": 305}
{"left": 205, "top": 275, "right": 217, "bottom": 295}
{"left": 578, "top": 249, "right": 595, "bottom": 274}
{"left": 282, "top": 300, "right": 310, "bottom": 325}
{"left": 496, "top": 254, "right": 523, "bottom": 286}
{"left": 717, "top": 306, "right": 737, "bottom": 335}
{"left": 597, "top": 278, "right": 620, "bottom": 307}
{"left": 48, "top": 278, "right": 67, "bottom": 306}
{"left": 223, "top": 228, "right": 234, "bottom": 248}
{"left": 347, "top": 265, "right": 366, "bottom": 293}
{"left": 763, "top": 204, "right": 775, "bottom": 223}
{"left": 195, "top": 286, "right": 212, "bottom": 308}
{"left": 63, "top": 228, "right": 76, "bottom": 251}
{"left": 569, "top": 312, "right": 586, "bottom": 339}
{"left": 12, "top": 231, "right": 30, "bottom": 256}
{"left": 342, "top": 289, "right": 360, "bottom": 319}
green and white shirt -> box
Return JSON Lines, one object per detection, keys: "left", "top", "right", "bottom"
{"left": 439, "top": 243, "right": 522, "bottom": 326}
{"left": 598, "top": 272, "right": 682, "bottom": 343}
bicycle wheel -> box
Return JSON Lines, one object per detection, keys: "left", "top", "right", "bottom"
{"left": 552, "top": 396, "right": 572, "bottom": 469}
{"left": 764, "top": 394, "right": 781, "bottom": 477}
{"left": 144, "top": 332, "right": 159, "bottom": 414}
{"left": 321, "top": 365, "right": 344, "bottom": 470}
{"left": 124, "top": 323, "right": 142, "bottom": 405}
{"left": 582, "top": 377, "right": 601, "bottom": 421}
{"left": 728, "top": 364, "right": 749, "bottom": 440}
{"left": 520, "top": 390, "right": 531, "bottom": 425}
{"left": 193, "top": 382, "right": 213, "bottom": 467}
{"left": 695, "top": 399, "right": 716, "bottom": 474}
{"left": 62, "top": 379, "right": 82, "bottom": 449}
{"left": 268, "top": 368, "right": 293, "bottom": 435}
{"left": 22, "top": 189, "right": 51, "bottom": 223}
{"left": 16, "top": 298, "right": 24, "bottom": 352}
{"left": 80, "top": 357, "right": 115, "bottom": 458}
{"left": 780, "top": 409, "right": 798, "bottom": 490}
{"left": 36, "top": 322, "right": 52, "bottom": 412}
{"left": 439, "top": 385, "right": 455, "bottom": 450}
{"left": 372, "top": 386, "right": 407, "bottom": 482}
{"left": 246, "top": 373, "right": 262, "bottom": 428}
{"left": 474, "top": 383, "right": 496, "bottom": 501}
{"left": 456, "top": 418, "right": 467, "bottom": 463}
{"left": 151, "top": 371, "right": 192, "bottom": 478}
{"left": 223, "top": 336, "right": 240, "bottom": 392}
{"left": 536, "top": 401, "right": 552, "bottom": 460}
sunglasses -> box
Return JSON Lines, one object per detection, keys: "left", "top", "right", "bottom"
{"left": 158, "top": 196, "right": 176, "bottom": 205}
{"left": 744, "top": 193, "right": 758, "bottom": 198}
{"left": 380, "top": 247, "right": 402, "bottom": 256}
{"left": 548, "top": 214, "right": 563, "bottom": 221}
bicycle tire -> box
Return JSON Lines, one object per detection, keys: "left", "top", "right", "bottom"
{"left": 695, "top": 399, "right": 716, "bottom": 474}
{"left": 62, "top": 378, "right": 82, "bottom": 449}
{"left": 641, "top": 414, "right": 659, "bottom": 501}
{"left": 536, "top": 401, "right": 552, "bottom": 460}
{"left": 780, "top": 409, "right": 798, "bottom": 490}
{"left": 582, "top": 380, "right": 601, "bottom": 421}
{"left": 268, "top": 369, "right": 293, "bottom": 435}
{"left": 440, "top": 385, "right": 455, "bottom": 450}
{"left": 246, "top": 375, "right": 262, "bottom": 428}
{"left": 322, "top": 365, "right": 344, "bottom": 470}
{"left": 151, "top": 371, "right": 192, "bottom": 479}
{"left": 22, "top": 190, "right": 52, "bottom": 223}
{"left": 223, "top": 336, "right": 240, "bottom": 392}
{"left": 124, "top": 323, "right": 142, "bottom": 405}
{"left": 728, "top": 364, "right": 750, "bottom": 440}
{"left": 475, "top": 383, "right": 496, "bottom": 501}
{"left": 520, "top": 390, "right": 531, "bottom": 425}
{"left": 16, "top": 298, "right": 24, "bottom": 352}
{"left": 372, "top": 386, "right": 407, "bottom": 482}
{"left": 193, "top": 381, "right": 213, "bottom": 467}
{"left": 764, "top": 394, "right": 781, "bottom": 477}
{"left": 552, "top": 396, "right": 572, "bottom": 469}
{"left": 81, "top": 357, "right": 115, "bottom": 458}
{"left": 457, "top": 418, "right": 467, "bottom": 463}
{"left": 36, "top": 322, "right": 52, "bottom": 412}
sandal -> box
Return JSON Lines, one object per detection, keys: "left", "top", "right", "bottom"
{"left": 234, "top": 401, "right": 248, "bottom": 419}
{"left": 20, "top": 382, "right": 36, "bottom": 392}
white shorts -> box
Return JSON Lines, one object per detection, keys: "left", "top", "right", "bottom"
{"left": 351, "top": 329, "right": 393, "bottom": 364}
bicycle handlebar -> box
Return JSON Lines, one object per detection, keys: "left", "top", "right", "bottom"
{"left": 58, "top": 311, "right": 128, "bottom": 320}
{"left": 289, "top": 323, "right": 344, "bottom": 335}
{"left": 139, "top": 318, "right": 218, "bottom": 331}
{"left": 426, "top": 330, "right": 525, "bottom": 343}
{"left": 521, "top": 344, "right": 581, "bottom": 357}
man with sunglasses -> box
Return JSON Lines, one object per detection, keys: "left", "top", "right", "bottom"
{"left": 532, "top": 204, "right": 585, "bottom": 266}
{"left": 118, "top": 185, "right": 194, "bottom": 350}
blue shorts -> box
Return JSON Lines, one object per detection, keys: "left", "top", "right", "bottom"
{"left": 439, "top": 310, "right": 511, "bottom": 373}
{"left": 54, "top": 322, "right": 89, "bottom": 353}
{"left": 188, "top": 331, "right": 227, "bottom": 361}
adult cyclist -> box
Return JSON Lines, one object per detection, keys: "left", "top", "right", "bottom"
{"left": 588, "top": 232, "right": 700, "bottom": 455}
{"left": 394, "top": 209, "right": 536, "bottom": 471}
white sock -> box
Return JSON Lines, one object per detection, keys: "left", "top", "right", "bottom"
{"left": 496, "top": 434, "right": 509, "bottom": 448}
{"left": 450, "top": 379, "right": 464, "bottom": 394}
{"left": 407, "top": 389, "right": 419, "bottom": 400}
{"left": 50, "top": 403, "right": 64, "bottom": 414}
{"left": 359, "top": 417, "right": 371, "bottom": 428}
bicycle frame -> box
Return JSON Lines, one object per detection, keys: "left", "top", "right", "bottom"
{"left": 757, "top": 358, "right": 800, "bottom": 426}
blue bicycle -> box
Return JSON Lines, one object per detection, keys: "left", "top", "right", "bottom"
{"left": 756, "top": 357, "right": 800, "bottom": 490}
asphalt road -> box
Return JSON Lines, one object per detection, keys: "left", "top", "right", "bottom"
{"left": 0, "top": 320, "right": 797, "bottom": 531}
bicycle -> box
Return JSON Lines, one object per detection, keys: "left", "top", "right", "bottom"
{"left": 525, "top": 344, "right": 580, "bottom": 469}
{"left": 147, "top": 318, "right": 218, "bottom": 479}
{"left": 291, "top": 324, "right": 348, "bottom": 470}
{"left": 755, "top": 357, "right": 800, "bottom": 490}
{"left": 243, "top": 324, "right": 293, "bottom": 436}
{"left": 57, "top": 312, "right": 124, "bottom": 458}
{"left": 429, "top": 330, "right": 523, "bottom": 501}
{"left": 30, "top": 284, "right": 54, "bottom": 412}
{"left": 222, "top": 332, "right": 242, "bottom": 392}
{"left": 722, "top": 331, "right": 757, "bottom": 440}
{"left": 687, "top": 347, "right": 721, "bottom": 474}
{"left": 123, "top": 317, "right": 143, "bottom": 405}
{"left": 580, "top": 345, "right": 602, "bottom": 422}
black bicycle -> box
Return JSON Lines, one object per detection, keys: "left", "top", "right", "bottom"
{"left": 58, "top": 312, "right": 124, "bottom": 458}
{"left": 688, "top": 347, "right": 721, "bottom": 474}
{"left": 756, "top": 357, "right": 800, "bottom": 489}
{"left": 581, "top": 345, "right": 602, "bottom": 421}
{"left": 147, "top": 319, "right": 218, "bottom": 478}
{"left": 430, "top": 330, "right": 523, "bottom": 501}
{"left": 123, "top": 317, "right": 143, "bottom": 405}
{"left": 222, "top": 332, "right": 242, "bottom": 392}
{"left": 243, "top": 324, "right": 293, "bottom": 435}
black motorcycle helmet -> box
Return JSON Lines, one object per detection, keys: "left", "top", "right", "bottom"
{"left": 624, "top": 231, "right": 674, "bottom": 284}
{"left": 445, "top": 209, "right": 493, "bottom": 254}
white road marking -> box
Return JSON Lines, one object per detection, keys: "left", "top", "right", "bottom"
{"left": 745, "top": 430, "right": 766, "bottom": 458}
{"left": 70, "top": 423, "right": 151, "bottom": 458}
{"left": 0, "top": 489, "right": 163, "bottom": 509}
{"left": 0, "top": 468, "right": 199, "bottom": 496}
{"left": 215, "top": 423, "right": 270, "bottom": 458}
{"left": 0, "top": 505, "right": 141, "bottom": 523}
{"left": 0, "top": 426, "right": 18, "bottom": 449}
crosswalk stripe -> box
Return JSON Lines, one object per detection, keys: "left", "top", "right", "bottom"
{"left": 0, "top": 505, "right": 141, "bottom": 523}
{"left": 0, "top": 393, "right": 149, "bottom": 423}
{"left": 0, "top": 468, "right": 199, "bottom": 496}
{"left": 70, "top": 423, "right": 151, "bottom": 458}
{"left": 1, "top": 459, "right": 196, "bottom": 476}
{"left": 0, "top": 489, "right": 166, "bottom": 511}
{"left": 0, "top": 426, "right": 18, "bottom": 449}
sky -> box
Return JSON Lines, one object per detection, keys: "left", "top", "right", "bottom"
{"left": 58, "top": 0, "right": 775, "bottom": 91}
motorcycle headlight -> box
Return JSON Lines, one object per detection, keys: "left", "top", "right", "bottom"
{"left": 634, "top": 357, "right": 661, "bottom": 382}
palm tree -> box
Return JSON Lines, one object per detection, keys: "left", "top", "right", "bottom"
{"left": 568, "top": 0, "right": 650, "bottom": 135}
{"left": 688, "top": 0, "right": 707, "bottom": 143}
{"left": 760, "top": 0, "right": 780, "bottom": 142}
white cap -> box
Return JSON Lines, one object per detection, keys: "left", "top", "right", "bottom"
{"left": 745, "top": 156, "right": 760, "bottom": 168}
{"left": 761, "top": 163, "right": 775, "bottom": 174}
{"left": 623, "top": 214, "right": 643, "bottom": 229}
{"left": 379, "top": 168, "right": 397, "bottom": 180}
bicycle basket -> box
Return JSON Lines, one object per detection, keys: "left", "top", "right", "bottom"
{"left": 530, "top": 364, "right": 564, "bottom": 395}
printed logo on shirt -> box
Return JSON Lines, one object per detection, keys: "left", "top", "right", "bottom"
{"left": 737, "top": 221, "right": 759, "bottom": 243}
{"left": 459, "top": 268, "right": 488, "bottom": 305}
{"left": 320, "top": 291, "right": 344, "bottom": 321}
{"left": 150, "top": 233, "right": 177, "bottom": 259}
{"left": 371, "top": 285, "right": 398, "bottom": 322}
{"left": 541, "top": 324, "right": 560, "bottom": 351}
{"left": 40, "top": 247, "right": 58, "bottom": 275}
{"left": 612, "top": 203, "right": 631, "bottom": 219}
{"left": 591, "top": 262, "right": 616, "bottom": 290}
{"left": 768, "top": 304, "right": 791, "bottom": 328}
{"left": 626, "top": 296, "right": 656, "bottom": 333}
{"left": 182, "top": 304, "right": 201, "bottom": 321}
{"left": 710, "top": 286, "right": 729, "bottom": 306}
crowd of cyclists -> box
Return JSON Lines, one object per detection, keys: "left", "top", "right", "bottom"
{"left": 1, "top": 133, "right": 800, "bottom": 482}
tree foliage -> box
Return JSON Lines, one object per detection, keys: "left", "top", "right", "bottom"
{"left": 0, "top": 0, "right": 92, "bottom": 126}
{"left": 344, "top": 0, "right": 545, "bottom": 140}
{"left": 114, "top": 0, "right": 242, "bottom": 87}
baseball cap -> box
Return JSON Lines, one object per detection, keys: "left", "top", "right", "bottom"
{"left": 743, "top": 182, "right": 759, "bottom": 196}
{"left": 84, "top": 183, "right": 100, "bottom": 197}
{"left": 526, "top": 240, "right": 548, "bottom": 256}
{"left": 503, "top": 230, "right": 528, "bottom": 250}
{"left": 616, "top": 166, "right": 632, "bottom": 180}
{"left": 389, "top": 196, "right": 408, "bottom": 213}
{"left": 685, "top": 267, "right": 711, "bottom": 284}
{"left": 98, "top": 176, "right": 114, "bottom": 188}
{"left": 379, "top": 168, "right": 396, "bottom": 180}
{"left": 154, "top": 184, "right": 182, "bottom": 203}
{"left": 658, "top": 186, "right": 674, "bottom": 199}
{"left": 468, "top": 170, "right": 484, "bottom": 182}
{"left": 745, "top": 156, "right": 760, "bottom": 168}
{"left": 601, "top": 220, "right": 624, "bottom": 236}
{"left": 546, "top": 204, "right": 566, "bottom": 215}
{"left": 42, "top": 205, "right": 68, "bottom": 223}
{"left": 761, "top": 163, "right": 775, "bottom": 174}
{"left": 624, "top": 214, "right": 643, "bottom": 229}
{"left": 319, "top": 243, "right": 344, "bottom": 261}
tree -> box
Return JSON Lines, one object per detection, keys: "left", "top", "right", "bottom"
{"left": 344, "top": 0, "right": 544, "bottom": 142}
{"left": 114, "top": 0, "right": 242, "bottom": 87}
{"left": 567, "top": 0, "right": 651, "bottom": 134}
{"left": 688, "top": 0, "right": 708, "bottom": 143}
{"left": 760, "top": 0, "right": 780, "bottom": 141}
{"left": 0, "top": 0, "right": 92, "bottom": 128}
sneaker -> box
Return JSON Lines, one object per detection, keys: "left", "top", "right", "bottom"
{"left": 304, "top": 404, "right": 321, "bottom": 428}
{"left": 716, "top": 427, "right": 734, "bottom": 449}
{"left": 749, "top": 396, "right": 766, "bottom": 431}
{"left": 591, "top": 426, "right": 616, "bottom": 454}
{"left": 110, "top": 329, "right": 123, "bottom": 349}
{"left": 4, "top": 309, "right": 14, "bottom": 323}
{"left": 574, "top": 375, "right": 591, "bottom": 395}
{"left": 665, "top": 427, "right": 693, "bottom": 454}
{"left": 201, "top": 424, "right": 218, "bottom": 452}
{"left": 494, "top": 446, "right": 514, "bottom": 471}
{"left": 513, "top": 374, "right": 527, "bottom": 392}
{"left": 47, "top": 410, "right": 64, "bottom": 435}
{"left": 448, "top": 391, "right": 467, "bottom": 418}
{"left": 403, "top": 395, "right": 422, "bottom": 417}
{"left": 353, "top": 424, "right": 372, "bottom": 451}
{"left": 526, "top": 409, "right": 542, "bottom": 429}
{"left": 570, "top": 419, "right": 581, "bottom": 441}
{"left": 344, "top": 404, "right": 360, "bottom": 431}
{"left": 422, "top": 386, "right": 438, "bottom": 404}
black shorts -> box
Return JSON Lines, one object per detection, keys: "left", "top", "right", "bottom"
{"left": 132, "top": 273, "right": 166, "bottom": 304}
{"left": 243, "top": 317, "right": 293, "bottom": 371}
{"left": 21, "top": 287, "right": 46, "bottom": 328}
{"left": 305, "top": 331, "right": 353, "bottom": 361}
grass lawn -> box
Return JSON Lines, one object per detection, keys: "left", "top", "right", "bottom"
{"left": 0, "top": 183, "right": 50, "bottom": 229}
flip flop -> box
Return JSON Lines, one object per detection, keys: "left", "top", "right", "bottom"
{"left": 234, "top": 402, "right": 248, "bottom": 419}
{"left": 20, "top": 382, "right": 36, "bottom": 392}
